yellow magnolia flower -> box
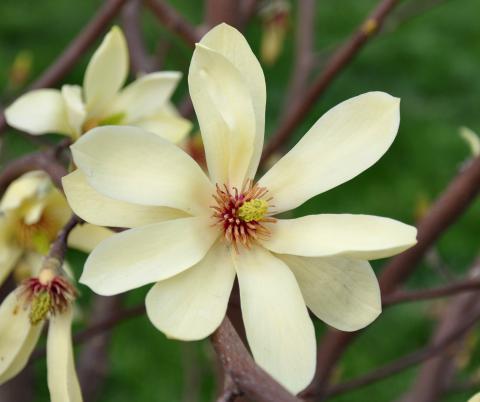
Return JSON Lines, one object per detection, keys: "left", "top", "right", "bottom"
{"left": 0, "top": 268, "right": 82, "bottom": 402}
{"left": 469, "top": 393, "right": 480, "bottom": 402}
{"left": 0, "top": 171, "right": 111, "bottom": 286}
{"left": 63, "top": 24, "right": 417, "bottom": 392}
{"left": 5, "top": 26, "right": 191, "bottom": 143}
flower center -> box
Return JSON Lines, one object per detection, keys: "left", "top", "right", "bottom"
{"left": 14, "top": 212, "right": 61, "bottom": 254}
{"left": 18, "top": 269, "right": 77, "bottom": 325}
{"left": 211, "top": 181, "right": 276, "bottom": 252}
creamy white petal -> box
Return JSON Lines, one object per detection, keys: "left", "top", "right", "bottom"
{"left": 68, "top": 224, "right": 113, "bottom": 253}
{"left": 261, "top": 214, "right": 417, "bottom": 260}
{"left": 63, "top": 170, "right": 188, "bottom": 228}
{"left": 235, "top": 246, "right": 316, "bottom": 393}
{"left": 189, "top": 42, "right": 256, "bottom": 187}
{"left": 71, "top": 126, "right": 213, "bottom": 216}
{"left": 0, "top": 292, "right": 44, "bottom": 384}
{"left": 5, "top": 89, "right": 70, "bottom": 135}
{"left": 0, "top": 171, "right": 50, "bottom": 214}
{"left": 199, "top": 23, "right": 266, "bottom": 179}
{"left": 146, "top": 242, "right": 235, "bottom": 340}
{"left": 61, "top": 85, "right": 86, "bottom": 138}
{"left": 80, "top": 216, "right": 218, "bottom": 295}
{"left": 280, "top": 254, "right": 381, "bottom": 331}
{"left": 136, "top": 110, "right": 192, "bottom": 143}
{"left": 259, "top": 92, "right": 400, "bottom": 213}
{"left": 0, "top": 242, "right": 21, "bottom": 286}
{"left": 109, "top": 72, "right": 181, "bottom": 122}
{"left": 47, "top": 308, "right": 83, "bottom": 402}
{"left": 84, "top": 26, "right": 128, "bottom": 116}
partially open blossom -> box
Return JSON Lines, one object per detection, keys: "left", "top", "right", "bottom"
{"left": 0, "top": 267, "right": 82, "bottom": 402}
{"left": 0, "top": 171, "right": 111, "bottom": 286}
{"left": 260, "top": 0, "right": 290, "bottom": 66}
{"left": 63, "top": 24, "right": 417, "bottom": 393}
{"left": 5, "top": 26, "right": 191, "bottom": 143}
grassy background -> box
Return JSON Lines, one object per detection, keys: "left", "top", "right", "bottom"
{"left": 1, "top": 0, "right": 480, "bottom": 401}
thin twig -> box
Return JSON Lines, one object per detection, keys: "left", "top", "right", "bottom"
{"left": 281, "top": 0, "right": 315, "bottom": 121}
{"left": 146, "top": 0, "right": 200, "bottom": 47}
{"left": 211, "top": 317, "right": 302, "bottom": 402}
{"left": 324, "top": 304, "right": 480, "bottom": 398}
{"left": 0, "top": 149, "right": 67, "bottom": 194}
{"left": 262, "top": 0, "right": 399, "bottom": 162}
{"left": 121, "top": 0, "right": 153, "bottom": 75}
{"left": 383, "top": 278, "right": 480, "bottom": 307}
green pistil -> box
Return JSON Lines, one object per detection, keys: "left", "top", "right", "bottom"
{"left": 99, "top": 112, "right": 126, "bottom": 126}
{"left": 29, "top": 292, "right": 51, "bottom": 325}
{"left": 238, "top": 199, "right": 268, "bottom": 222}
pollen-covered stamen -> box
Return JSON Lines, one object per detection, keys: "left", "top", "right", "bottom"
{"left": 211, "top": 181, "right": 276, "bottom": 251}
{"left": 18, "top": 269, "right": 77, "bottom": 325}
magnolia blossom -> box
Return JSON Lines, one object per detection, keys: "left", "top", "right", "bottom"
{"left": 5, "top": 26, "right": 191, "bottom": 143}
{"left": 0, "top": 267, "right": 82, "bottom": 402}
{"left": 0, "top": 171, "right": 111, "bottom": 286}
{"left": 63, "top": 24, "right": 417, "bottom": 392}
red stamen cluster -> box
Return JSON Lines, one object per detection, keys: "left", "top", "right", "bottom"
{"left": 19, "top": 274, "right": 77, "bottom": 320}
{"left": 211, "top": 181, "right": 276, "bottom": 251}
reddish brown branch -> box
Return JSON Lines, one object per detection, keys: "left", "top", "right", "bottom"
{"left": 0, "top": 0, "right": 127, "bottom": 134}
{"left": 324, "top": 303, "right": 480, "bottom": 398}
{"left": 121, "top": 0, "right": 153, "bottom": 75}
{"left": 281, "top": 0, "right": 315, "bottom": 121}
{"left": 211, "top": 317, "right": 302, "bottom": 402}
{"left": 47, "top": 214, "right": 82, "bottom": 262}
{"left": 383, "top": 278, "right": 480, "bottom": 306}
{"left": 262, "top": 0, "right": 399, "bottom": 162}
{"left": 146, "top": 0, "right": 200, "bottom": 47}
{"left": 0, "top": 149, "right": 67, "bottom": 194}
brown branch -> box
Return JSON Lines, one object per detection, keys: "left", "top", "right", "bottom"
{"left": 204, "top": 0, "right": 241, "bottom": 28}
{"left": 146, "top": 0, "right": 200, "bottom": 47}
{"left": 78, "top": 295, "right": 123, "bottom": 401}
{"left": 121, "top": 0, "right": 153, "bottom": 75}
{"left": 382, "top": 278, "right": 480, "bottom": 307}
{"left": 0, "top": 0, "right": 127, "bottom": 135}
{"left": 323, "top": 302, "right": 480, "bottom": 398}
{"left": 281, "top": 0, "right": 315, "bottom": 121}
{"left": 306, "top": 154, "right": 480, "bottom": 398}
{"left": 47, "top": 215, "right": 81, "bottom": 262}
{"left": 262, "top": 0, "right": 399, "bottom": 162}
{"left": 0, "top": 149, "right": 67, "bottom": 195}
{"left": 211, "top": 317, "right": 302, "bottom": 402}
{"left": 399, "top": 261, "right": 480, "bottom": 402}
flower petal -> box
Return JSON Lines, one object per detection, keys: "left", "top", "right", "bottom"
{"left": 261, "top": 214, "right": 417, "bottom": 260}
{"left": 47, "top": 308, "right": 83, "bottom": 402}
{"left": 61, "top": 85, "right": 86, "bottom": 139}
{"left": 0, "top": 292, "right": 44, "bottom": 384}
{"left": 109, "top": 72, "right": 181, "bottom": 122}
{"left": 136, "top": 105, "right": 192, "bottom": 144}
{"left": 83, "top": 26, "right": 128, "bottom": 116}
{"left": 189, "top": 40, "right": 256, "bottom": 187}
{"left": 68, "top": 223, "right": 113, "bottom": 254}
{"left": 71, "top": 125, "right": 213, "bottom": 216}
{"left": 235, "top": 246, "right": 316, "bottom": 393}
{"left": 259, "top": 92, "right": 400, "bottom": 213}
{"left": 0, "top": 241, "right": 21, "bottom": 287}
{"left": 80, "top": 216, "right": 218, "bottom": 295}
{"left": 199, "top": 23, "right": 266, "bottom": 179}
{"left": 63, "top": 170, "right": 188, "bottom": 228}
{"left": 5, "top": 89, "right": 70, "bottom": 135}
{"left": 0, "top": 171, "right": 50, "bottom": 215}
{"left": 146, "top": 242, "right": 235, "bottom": 340}
{"left": 280, "top": 254, "right": 381, "bottom": 331}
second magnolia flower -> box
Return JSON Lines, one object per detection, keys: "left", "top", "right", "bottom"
{"left": 63, "top": 23, "right": 417, "bottom": 393}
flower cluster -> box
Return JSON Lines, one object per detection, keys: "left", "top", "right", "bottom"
{"left": 61, "top": 23, "right": 417, "bottom": 393}
{"left": 5, "top": 26, "right": 191, "bottom": 142}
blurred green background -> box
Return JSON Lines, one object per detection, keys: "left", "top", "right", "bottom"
{"left": 1, "top": 0, "right": 480, "bottom": 401}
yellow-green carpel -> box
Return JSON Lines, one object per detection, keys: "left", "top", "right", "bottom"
{"left": 238, "top": 199, "right": 269, "bottom": 222}
{"left": 29, "top": 292, "right": 51, "bottom": 325}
